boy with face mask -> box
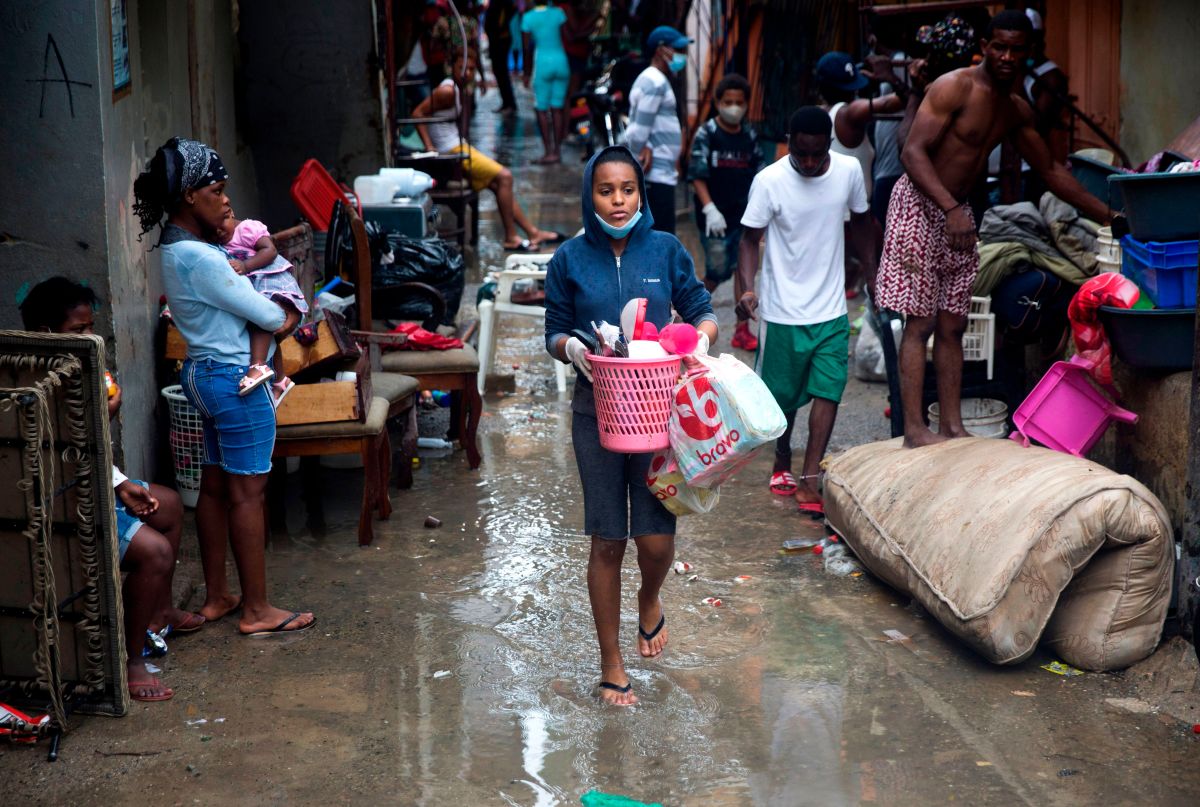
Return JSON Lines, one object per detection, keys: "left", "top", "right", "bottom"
{"left": 688, "top": 73, "right": 764, "bottom": 351}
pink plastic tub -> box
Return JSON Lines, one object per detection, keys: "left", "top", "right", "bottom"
{"left": 590, "top": 354, "right": 682, "bottom": 453}
{"left": 1010, "top": 355, "right": 1138, "bottom": 456}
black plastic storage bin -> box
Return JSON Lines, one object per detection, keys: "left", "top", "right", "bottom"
{"left": 1099, "top": 306, "right": 1195, "bottom": 372}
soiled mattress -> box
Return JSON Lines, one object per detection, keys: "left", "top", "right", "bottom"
{"left": 824, "top": 437, "right": 1173, "bottom": 671}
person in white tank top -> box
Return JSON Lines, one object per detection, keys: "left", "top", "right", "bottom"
{"left": 411, "top": 49, "right": 564, "bottom": 250}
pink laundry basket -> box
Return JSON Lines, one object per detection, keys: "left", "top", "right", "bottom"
{"left": 589, "top": 354, "right": 682, "bottom": 453}
{"left": 1009, "top": 355, "right": 1138, "bottom": 456}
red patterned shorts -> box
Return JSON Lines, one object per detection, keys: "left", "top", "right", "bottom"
{"left": 876, "top": 175, "right": 979, "bottom": 318}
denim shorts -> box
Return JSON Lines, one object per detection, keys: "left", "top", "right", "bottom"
{"left": 114, "top": 479, "right": 149, "bottom": 562}
{"left": 571, "top": 385, "right": 676, "bottom": 541}
{"left": 181, "top": 358, "right": 276, "bottom": 475}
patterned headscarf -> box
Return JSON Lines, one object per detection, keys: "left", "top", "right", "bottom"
{"left": 917, "top": 15, "right": 976, "bottom": 65}
{"left": 163, "top": 137, "right": 227, "bottom": 203}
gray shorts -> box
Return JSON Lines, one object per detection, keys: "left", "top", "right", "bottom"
{"left": 571, "top": 385, "right": 676, "bottom": 541}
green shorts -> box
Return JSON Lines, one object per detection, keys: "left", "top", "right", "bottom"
{"left": 754, "top": 317, "right": 850, "bottom": 412}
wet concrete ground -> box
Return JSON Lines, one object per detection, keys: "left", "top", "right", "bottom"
{"left": 5, "top": 88, "right": 1200, "bottom": 806}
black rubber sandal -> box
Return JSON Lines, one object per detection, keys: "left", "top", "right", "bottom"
{"left": 599, "top": 681, "right": 633, "bottom": 695}
{"left": 638, "top": 615, "right": 665, "bottom": 643}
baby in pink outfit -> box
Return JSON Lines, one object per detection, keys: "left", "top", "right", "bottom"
{"left": 218, "top": 216, "right": 310, "bottom": 404}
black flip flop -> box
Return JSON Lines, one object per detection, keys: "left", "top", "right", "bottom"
{"left": 241, "top": 612, "right": 316, "bottom": 637}
{"left": 539, "top": 231, "right": 570, "bottom": 245}
{"left": 598, "top": 681, "right": 633, "bottom": 695}
{"left": 638, "top": 614, "right": 665, "bottom": 643}
{"left": 503, "top": 239, "right": 534, "bottom": 252}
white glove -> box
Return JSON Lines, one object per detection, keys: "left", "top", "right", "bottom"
{"left": 694, "top": 331, "right": 710, "bottom": 355}
{"left": 702, "top": 202, "right": 727, "bottom": 238}
{"left": 564, "top": 336, "right": 593, "bottom": 381}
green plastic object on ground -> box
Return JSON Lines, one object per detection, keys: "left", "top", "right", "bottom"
{"left": 580, "top": 791, "right": 663, "bottom": 807}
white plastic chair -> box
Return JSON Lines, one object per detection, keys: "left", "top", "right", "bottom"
{"left": 477, "top": 252, "right": 568, "bottom": 393}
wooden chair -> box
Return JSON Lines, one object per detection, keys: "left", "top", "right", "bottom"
{"left": 272, "top": 396, "right": 397, "bottom": 546}
{"left": 344, "top": 207, "right": 482, "bottom": 469}
{"left": 270, "top": 223, "right": 420, "bottom": 546}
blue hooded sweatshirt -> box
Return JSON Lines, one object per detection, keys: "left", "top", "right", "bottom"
{"left": 545, "top": 145, "right": 716, "bottom": 399}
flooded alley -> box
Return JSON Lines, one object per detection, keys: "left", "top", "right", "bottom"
{"left": 4, "top": 88, "right": 1199, "bottom": 806}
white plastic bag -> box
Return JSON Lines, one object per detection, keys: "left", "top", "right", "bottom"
{"left": 853, "top": 316, "right": 887, "bottom": 382}
{"left": 646, "top": 450, "right": 719, "bottom": 516}
{"left": 669, "top": 353, "right": 787, "bottom": 488}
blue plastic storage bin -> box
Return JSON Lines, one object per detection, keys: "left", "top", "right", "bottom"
{"left": 1121, "top": 235, "right": 1199, "bottom": 268}
{"left": 1120, "top": 235, "right": 1198, "bottom": 308}
{"left": 1108, "top": 171, "right": 1200, "bottom": 242}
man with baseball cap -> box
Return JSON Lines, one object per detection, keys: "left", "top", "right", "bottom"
{"left": 623, "top": 25, "right": 692, "bottom": 234}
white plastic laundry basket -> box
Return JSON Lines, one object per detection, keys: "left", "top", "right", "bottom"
{"left": 161, "top": 385, "right": 203, "bottom": 508}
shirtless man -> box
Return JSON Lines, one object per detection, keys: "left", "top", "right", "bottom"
{"left": 875, "top": 10, "right": 1109, "bottom": 448}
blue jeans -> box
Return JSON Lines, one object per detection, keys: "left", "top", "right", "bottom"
{"left": 181, "top": 358, "right": 275, "bottom": 476}
{"left": 696, "top": 220, "right": 743, "bottom": 285}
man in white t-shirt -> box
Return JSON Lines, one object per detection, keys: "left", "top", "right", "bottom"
{"left": 736, "top": 106, "right": 876, "bottom": 516}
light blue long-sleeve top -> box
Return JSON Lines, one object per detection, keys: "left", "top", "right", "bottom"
{"left": 160, "top": 227, "right": 286, "bottom": 365}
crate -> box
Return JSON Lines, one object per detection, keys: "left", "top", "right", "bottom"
{"left": 290, "top": 158, "right": 358, "bottom": 232}
{"left": 1108, "top": 170, "right": 1200, "bottom": 242}
{"left": 163, "top": 315, "right": 361, "bottom": 378}
{"left": 1120, "top": 235, "right": 1198, "bottom": 269}
{"left": 1120, "top": 235, "right": 1198, "bottom": 308}
{"left": 925, "top": 296, "right": 995, "bottom": 379}
{"left": 275, "top": 354, "right": 372, "bottom": 427}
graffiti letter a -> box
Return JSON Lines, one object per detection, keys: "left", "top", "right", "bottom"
{"left": 27, "top": 34, "right": 93, "bottom": 118}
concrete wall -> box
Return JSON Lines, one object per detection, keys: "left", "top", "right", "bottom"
{"left": 0, "top": 5, "right": 111, "bottom": 327}
{"left": 0, "top": 1, "right": 254, "bottom": 479}
{"left": 1120, "top": 0, "right": 1200, "bottom": 164}
{"left": 0, "top": 3, "right": 117, "bottom": 447}
{"left": 1111, "top": 368, "right": 1192, "bottom": 536}
{"left": 237, "top": 0, "right": 386, "bottom": 228}
{"left": 108, "top": 0, "right": 259, "bottom": 477}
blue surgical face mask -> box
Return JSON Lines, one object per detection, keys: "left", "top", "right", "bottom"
{"left": 668, "top": 52, "right": 687, "bottom": 73}
{"left": 595, "top": 208, "right": 642, "bottom": 239}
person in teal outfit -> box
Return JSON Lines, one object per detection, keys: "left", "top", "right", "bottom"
{"left": 521, "top": 0, "right": 570, "bottom": 164}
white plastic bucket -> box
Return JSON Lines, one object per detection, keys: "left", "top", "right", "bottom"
{"left": 1095, "top": 226, "right": 1121, "bottom": 264}
{"left": 928, "top": 398, "right": 1009, "bottom": 438}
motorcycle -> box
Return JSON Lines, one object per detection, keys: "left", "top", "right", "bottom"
{"left": 571, "top": 51, "right": 645, "bottom": 158}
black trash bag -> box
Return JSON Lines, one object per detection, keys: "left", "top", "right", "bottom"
{"left": 368, "top": 226, "right": 465, "bottom": 326}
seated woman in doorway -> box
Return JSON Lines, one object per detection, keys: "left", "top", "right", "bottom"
{"left": 133, "top": 137, "right": 315, "bottom": 638}
{"left": 412, "top": 48, "right": 568, "bottom": 251}
{"left": 20, "top": 277, "right": 197, "bottom": 702}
